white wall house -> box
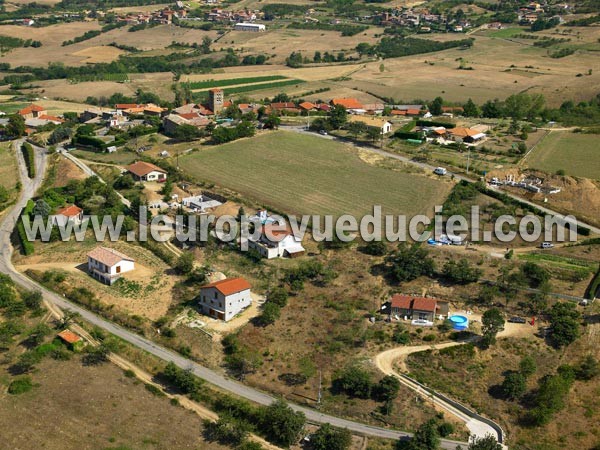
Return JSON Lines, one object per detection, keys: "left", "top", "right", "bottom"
{"left": 50, "top": 205, "right": 83, "bottom": 227}
{"left": 87, "top": 246, "right": 135, "bottom": 285}
{"left": 248, "top": 224, "right": 305, "bottom": 259}
{"left": 199, "top": 278, "right": 252, "bottom": 321}
{"left": 126, "top": 161, "right": 167, "bottom": 182}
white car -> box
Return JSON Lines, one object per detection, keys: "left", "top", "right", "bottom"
{"left": 434, "top": 167, "right": 447, "bottom": 176}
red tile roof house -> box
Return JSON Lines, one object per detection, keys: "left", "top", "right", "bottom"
{"left": 18, "top": 104, "right": 47, "bottom": 119}
{"left": 330, "top": 98, "right": 365, "bottom": 113}
{"left": 87, "top": 246, "right": 135, "bottom": 285}
{"left": 383, "top": 294, "right": 449, "bottom": 322}
{"left": 50, "top": 204, "right": 84, "bottom": 227}
{"left": 199, "top": 278, "right": 252, "bottom": 321}
{"left": 126, "top": 161, "right": 167, "bottom": 182}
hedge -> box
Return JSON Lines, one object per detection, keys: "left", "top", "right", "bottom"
{"left": 72, "top": 135, "right": 106, "bottom": 151}
{"left": 416, "top": 119, "right": 455, "bottom": 128}
{"left": 17, "top": 218, "right": 34, "bottom": 255}
{"left": 21, "top": 142, "right": 35, "bottom": 178}
{"left": 586, "top": 268, "right": 600, "bottom": 300}
{"left": 394, "top": 131, "right": 422, "bottom": 140}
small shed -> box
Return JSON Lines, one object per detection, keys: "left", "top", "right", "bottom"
{"left": 57, "top": 329, "right": 84, "bottom": 351}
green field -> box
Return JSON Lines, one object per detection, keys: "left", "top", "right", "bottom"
{"left": 181, "top": 131, "right": 451, "bottom": 217}
{"left": 488, "top": 27, "right": 526, "bottom": 38}
{"left": 185, "top": 75, "right": 288, "bottom": 90}
{"left": 527, "top": 131, "right": 600, "bottom": 179}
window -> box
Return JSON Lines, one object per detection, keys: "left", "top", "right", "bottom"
{"left": 214, "top": 292, "right": 217, "bottom": 299}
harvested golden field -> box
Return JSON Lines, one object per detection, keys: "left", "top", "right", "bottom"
{"left": 71, "top": 45, "right": 127, "bottom": 63}
{"left": 226, "top": 27, "right": 381, "bottom": 64}
{"left": 0, "top": 21, "right": 103, "bottom": 67}
{"left": 0, "top": 357, "right": 227, "bottom": 450}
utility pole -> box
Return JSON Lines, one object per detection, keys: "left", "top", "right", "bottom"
{"left": 317, "top": 370, "right": 322, "bottom": 405}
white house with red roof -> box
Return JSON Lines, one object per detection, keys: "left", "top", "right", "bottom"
{"left": 247, "top": 223, "right": 305, "bottom": 259}
{"left": 18, "top": 104, "right": 47, "bottom": 119}
{"left": 199, "top": 277, "right": 252, "bottom": 321}
{"left": 126, "top": 161, "right": 167, "bottom": 182}
{"left": 50, "top": 205, "right": 83, "bottom": 227}
{"left": 87, "top": 246, "right": 135, "bottom": 285}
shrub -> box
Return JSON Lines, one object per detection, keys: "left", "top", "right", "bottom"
{"left": 21, "top": 143, "right": 35, "bottom": 178}
{"left": 8, "top": 376, "right": 33, "bottom": 394}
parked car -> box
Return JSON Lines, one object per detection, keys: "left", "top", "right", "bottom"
{"left": 541, "top": 241, "right": 554, "bottom": 249}
{"left": 508, "top": 316, "right": 527, "bottom": 324}
{"left": 434, "top": 167, "right": 447, "bottom": 176}
{"left": 319, "top": 130, "right": 328, "bottom": 135}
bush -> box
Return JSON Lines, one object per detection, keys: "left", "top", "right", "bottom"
{"left": 8, "top": 376, "right": 33, "bottom": 394}
{"left": 256, "top": 302, "right": 280, "bottom": 326}
{"left": 337, "top": 365, "right": 372, "bottom": 398}
{"left": 267, "top": 287, "right": 288, "bottom": 307}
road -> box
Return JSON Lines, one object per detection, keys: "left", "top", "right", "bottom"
{"left": 374, "top": 316, "right": 535, "bottom": 445}
{"left": 0, "top": 144, "right": 469, "bottom": 449}
{"left": 281, "top": 126, "right": 600, "bottom": 236}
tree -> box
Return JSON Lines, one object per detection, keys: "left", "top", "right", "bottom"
{"left": 205, "top": 416, "right": 249, "bottom": 445}
{"left": 285, "top": 51, "right": 303, "bottom": 68}
{"left": 257, "top": 302, "right": 281, "bottom": 326}
{"left": 200, "top": 36, "right": 212, "bottom": 54}
{"left": 397, "top": 418, "right": 440, "bottom": 450}
{"left": 481, "top": 99, "right": 502, "bottom": 118}
{"left": 576, "top": 355, "right": 599, "bottom": 381}
{"left": 175, "top": 251, "right": 194, "bottom": 274}
{"left": 22, "top": 290, "right": 43, "bottom": 310}
{"left": 501, "top": 371, "right": 527, "bottom": 400}
{"left": 311, "top": 424, "right": 352, "bottom": 450}
{"left": 477, "top": 284, "right": 499, "bottom": 306}
{"left": 25, "top": 322, "right": 51, "bottom": 347}
{"left": 520, "top": 262, "right": 549, "bottom": 288}
{"left": 365, "top": 126, "right": 381, "bottom": 143}
{"left": 374, "top": 375, "right": 400, "bottom": 402}
{"left": 364, "top": 240, "right": 386, "bottom": 256}
{"left": 32, "top": 199, "right": 51, "bottom": 218}
{"left": 429, "top": 97, "right": 444, "bottom": 116}
{"left": 313, "top": 51, "right": 322, "bottom": 62}
{"left": 267, "top": 287, "right": 288, "bottom": 307}
{"left": 48, "top": 126, "right": 73, "bottom": 144}
{"left": 468, "top": 435, "right": 502, "bottom": 450}
{"left": 172, "top": 124, "right": 202, "bottom": 141}
{"left": 519, "top": 356, "right": 537, "bottom": 377}
{"left": 328, "top": 104, "right": 348, "bottom": 129}
{"left": 548, "top": 302, "right": 580, "bottom": 348}
{"left": 6, "top": 114, "right": 26, "bottom": 137}
{"left": 161, "top": 178, "right": 173, "bottom": 201}
{"left": 262, "top": 114, "right": 281, "bottom": 129}
{"left": 356, "top": 42, "right": 372, "bottom": 56}
{"left": 338, "top": 365, "right": 372, "bottom": 398}
{"left": 463, "top": 98, "right": 479, "bottom": 117}
{"left": 385, "top": 244, "right": 435, "bottom": 283}
{"left": 260, "top": 399, "right": 305, "bottom": 447}
{"left": 442, "top": 259, "right": 482, "bottom": 284}
{"left": 481, "top": 308, "right": 504, "bottom": 348}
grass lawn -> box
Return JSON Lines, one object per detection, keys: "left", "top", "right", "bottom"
{"left": 526, "top": 131, "right": 600, "bottom": 179}
{"left": 488, "top": 27, "right": 526, "bottom": 38}
{"left": 181, "top": 131, "right": 451, "bottom": 217}
{"left": 71, "top": 148, "right": 138, "bottom": 166}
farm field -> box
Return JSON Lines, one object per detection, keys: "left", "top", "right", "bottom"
{"left": 0, "top": 357, "right": 226, "bottom": 450}
{"left": 526, "top": 131, "right": 600, "bottom": 179}
{"left": 180, "top": 131, "right": 451, "bottom": 217}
